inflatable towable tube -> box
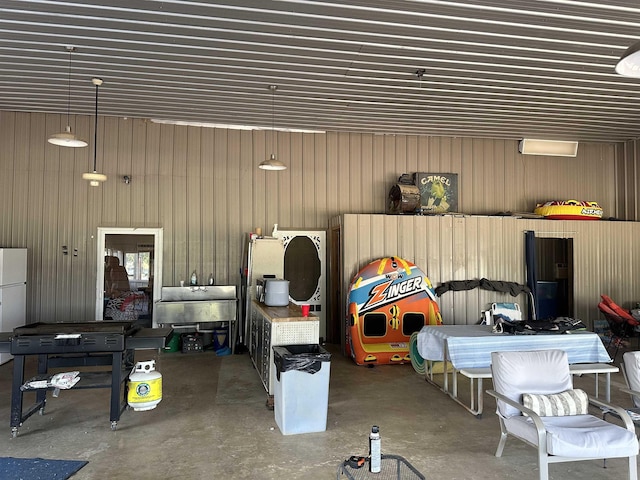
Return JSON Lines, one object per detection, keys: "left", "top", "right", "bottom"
{"left": 534, "top": 200, "right": 603, "bottom": 220}
{"left": 346, "top": 256, "right": 442, "bottom": 366}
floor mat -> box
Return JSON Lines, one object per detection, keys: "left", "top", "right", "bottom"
{"left": 0, "top": 457, "right": 88, "bottom": 479}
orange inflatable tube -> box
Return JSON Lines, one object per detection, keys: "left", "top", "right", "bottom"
{"left": 346, "top": 256, "right": 442, "bottom": 366}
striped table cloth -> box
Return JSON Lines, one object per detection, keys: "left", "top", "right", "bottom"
{"left": 417, "top": 325, "right": 611, "bottom": 369}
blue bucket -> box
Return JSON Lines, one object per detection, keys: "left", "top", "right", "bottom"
{"left": 213, "top": 328, "right": 228, "bottom": 351}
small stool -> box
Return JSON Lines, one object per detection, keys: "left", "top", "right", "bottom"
{"left": 337, "top": 454, "right": 424, "bottom": 480}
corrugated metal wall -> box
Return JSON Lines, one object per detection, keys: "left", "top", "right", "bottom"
{"left": 337, "top": 214, "right": 640, "bottom": 343}
{"left": 0, "top": 111, "right": 622, "bottom": 324}
{"left": 618, "top": 140, "right": 640, "bottom": 221}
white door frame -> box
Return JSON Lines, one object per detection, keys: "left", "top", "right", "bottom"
{"left": 95, "top": 227, "right": 163, "bottom": 322}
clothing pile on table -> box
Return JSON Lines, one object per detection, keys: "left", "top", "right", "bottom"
{"left": 493, "top": 316, "right": 586, "bottom": 335}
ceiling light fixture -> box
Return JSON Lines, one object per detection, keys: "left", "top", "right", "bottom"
{"left": 518, "top": 139, "right": 578, "bottom": 157}
{"left": 82, "top": 78, "right": 107, "bottom": 186}
{"left": 259, "top": 85, "right": 287, "bottom": 171}
{"left": 149, "top": 118, "right": 324, "bottom": 134}
{"left": 615, "top": 41, "right": 640, "bottom": 77}
{"left": 48, "top": 46, "right": 87, "bottom": 147}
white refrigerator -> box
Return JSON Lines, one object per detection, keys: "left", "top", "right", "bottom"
{"left": 0, "top": 248, "right": 27, "bottom": 365}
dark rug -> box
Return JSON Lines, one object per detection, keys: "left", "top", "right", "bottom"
{"left": 0, "top": 457, "right": 88, "bottom": 479}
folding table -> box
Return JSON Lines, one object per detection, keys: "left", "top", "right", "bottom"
{"left": 416, "top": 325, "right": 613, "bottom": 416}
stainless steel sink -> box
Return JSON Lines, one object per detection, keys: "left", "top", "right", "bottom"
{"left": 159, "top": 285, "right": 236, "bottom": 302}
{"left": 154, "top": 285, "right": 238, "bottom": 348}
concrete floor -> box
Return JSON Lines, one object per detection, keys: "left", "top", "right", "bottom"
{"left": 0, "top": 342, "right": 637, "bottom": 480}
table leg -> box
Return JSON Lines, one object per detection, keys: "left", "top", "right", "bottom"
{"left": 443, "top": 342, "right": 449, "bottom": 393}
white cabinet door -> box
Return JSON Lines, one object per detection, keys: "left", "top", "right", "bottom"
{"left": 0, "top": 283, "right": 26, "bottom": 364}
{"left": 0, "top": 248, "right": 27, "bottom": 286}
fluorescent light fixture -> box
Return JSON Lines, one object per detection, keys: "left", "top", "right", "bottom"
{"left": 518, "top": 139, "right": 578, "bottom": 157}
{"left": 616, "top": 41, "right": 640, "bottom": 77}
{"left": 150, "top": 118, "right": 324, "bottom": 134}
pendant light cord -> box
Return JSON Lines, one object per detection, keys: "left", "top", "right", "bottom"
{"left": 93, "top": 81, "right": 98, "bottom": 172}
{"left": 66, "top": 48, "right": 73, "bottom": 125}
{"left": 271, "top": 85, "right": 277, "bottom": 155}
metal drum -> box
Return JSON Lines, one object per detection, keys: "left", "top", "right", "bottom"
{"left": 387, "top": 183, "right": 420, "bottom": 214}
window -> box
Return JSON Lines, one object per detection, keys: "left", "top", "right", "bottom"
{"left": 124, "top": 252, "right": 150, "bottom": 280}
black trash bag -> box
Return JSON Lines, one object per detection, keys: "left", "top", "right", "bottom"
{"left": 273, "top": 344, "right": 331, "bottom": 381}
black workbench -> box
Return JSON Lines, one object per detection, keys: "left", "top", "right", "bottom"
{"left": 0, "top": 323, "right": 172, "bottom": 437}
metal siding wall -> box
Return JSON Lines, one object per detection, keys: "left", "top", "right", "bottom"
{"left": 339, "top": 214, "right": 640, "bottom": 344}
{"left": 0, "top": 111, "right": 632, "bottom": 325}
{"left": 619, "top": 140, "right": 640, "bottom": 221}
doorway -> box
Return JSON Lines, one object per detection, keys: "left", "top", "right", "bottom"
{"left": 95, "top": 227, "right": 163, "bottom": 322}
{"left": 525, "top": 231, "right": 574, "bottom": 320}
{"left": 535, "top": 237, "right": 574, "bottom": 318}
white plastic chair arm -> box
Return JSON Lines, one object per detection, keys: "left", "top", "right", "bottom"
{"left": 621, "top": 387, "right": 640, "bottom": 398}
{"left": 486, "top": 389, "right": 548, "bottom": 447}
{"left": 588, "top": 395, "right": 636, "bottom": 432}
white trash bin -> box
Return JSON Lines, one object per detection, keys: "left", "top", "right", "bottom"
{"left": 273, "top": 344, "right": 331, "bottom": 435}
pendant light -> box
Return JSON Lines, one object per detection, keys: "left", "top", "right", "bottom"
{"left": 259, "top": 85, "right": 287, "bottom": 171}
{"left": 48, "top": 46, "right": 88, "bottom": 147}
{"left": 82, "top": 78, "right": 107, "bottom": 186}
{"left": 616, "top": 41, "right": 640, "bottom": 77}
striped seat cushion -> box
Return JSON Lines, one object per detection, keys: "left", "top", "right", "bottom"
{"left": 522, "top": 389, "right": 589, "bottom": 416}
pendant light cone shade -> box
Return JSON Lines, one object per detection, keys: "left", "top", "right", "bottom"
{"left": 48, "top": 126, "right": 87, "bottom": 147}
{"left": 616, "top": 41, "right": 640, "bottom": 77}
{"left": 48, "top": 46, "right": 87, "bottom": 148}
{"left": 83, "top": 78, "right": 107, "bottom": 186}
{"left": 259, "top": 153, "right": 287, "bottom": 170}
{"left": 259, "top": 85, "right": 287, "bottom": 171}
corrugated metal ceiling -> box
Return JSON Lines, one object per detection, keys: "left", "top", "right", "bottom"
{"left": 2, "top": 0, "right": 640, "bottom": 142}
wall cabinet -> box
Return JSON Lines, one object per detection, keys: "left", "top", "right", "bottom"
{"left": 249, "top": 300, "right": 319, "bottom": 398}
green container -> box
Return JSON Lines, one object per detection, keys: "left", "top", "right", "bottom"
{"left": 163, "top": 332, "right": 181, "bottom": 353}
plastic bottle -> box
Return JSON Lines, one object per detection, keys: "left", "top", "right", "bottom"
{"left": 369, "top": 425, "right": 381, "bottom": 473}
{"left": 208, "top": 273, "right": 214, "bottom": 285}
{"left": 190, "top": 270, "right": 197, "bottom": 286}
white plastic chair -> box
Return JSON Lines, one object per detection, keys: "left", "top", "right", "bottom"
{"left": 487, "top": 349, "right": 638, "bottom": 480}
{"left": 620, "top": 351, "right": 640, "bottom": 426}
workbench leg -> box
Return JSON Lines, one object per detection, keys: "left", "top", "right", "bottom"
{"left": 36, "top": 354, "right": 49, "bottom": 413}
{"left": 10, "top": 355, "right": 26, "bottom": 435}
{"left": 109, "top": 352, "right": 123, "bottom": 428}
